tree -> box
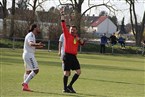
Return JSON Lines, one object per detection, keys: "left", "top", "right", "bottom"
{"left": 9, "top": 0, "right": 15, "bottom": 38}
{"left": 58, "top": 0, "right": 117, "bottom": 36}
{"left": 17, "top": 0, "right": 29, "bottom": 9}
{"left": 119, "top": 17, "right": 127, "bottom": 34}
{"left": 0, "top": 0, "right": 8, "bottom": 37}
{"left": 11, "top": 0, "right": 49, "bottom": 38}
{"left": 27, "top": 0, "right": 48, "bottom": 25}
{"left": 99, "top": 10, "right": 108, "bottom": 16}
{"left": 124, "top": 0, "right": 145, "bottom": 46}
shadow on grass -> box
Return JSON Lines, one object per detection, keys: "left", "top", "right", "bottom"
{"left": 31, "top": 90, "right": 107, "bottom": 97}
{"left": 82, "top": 63, "right": 145, "bottom": 72}
{"left": 38, "top": 60, "right": 144, "bottom": 72}
{"left": 80, "top": 78, "right": 145, "bottom": 86}
{"left": 78, "top": 54, "right": 144, "bottom": 63}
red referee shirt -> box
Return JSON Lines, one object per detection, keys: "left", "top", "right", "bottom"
{"left": 61, "top": 21, "right": 79, "bottom": 55}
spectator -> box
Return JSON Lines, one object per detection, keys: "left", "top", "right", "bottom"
{"left": 100, "top": 33, "right": 108, "bottom": 53}
{"left": 118, "top": 35, "right": 126, "bottom": 48}
{"left": 110, "top": 33, "right": 117, "bottom": 46}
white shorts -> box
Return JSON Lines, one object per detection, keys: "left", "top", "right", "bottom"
{"left": 23, "top": 53, "right": 39, "bottom": 70}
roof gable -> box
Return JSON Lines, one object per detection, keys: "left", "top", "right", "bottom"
{"left": 91, "top": 16, "right": 107, "bottom": 27}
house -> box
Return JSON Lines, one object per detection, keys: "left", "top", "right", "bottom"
{"left": 0, "top": 7, "right": 6, "bottom": 31}
{"left": 90, "top": 16, "right": 117, "bottom": 36}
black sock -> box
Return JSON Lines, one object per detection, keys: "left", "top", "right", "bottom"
{"left": 63, "top": 75, "right": 68, "bottom": 90}
{"left": 68, "top": 74, "right": 79, "bottom": 87}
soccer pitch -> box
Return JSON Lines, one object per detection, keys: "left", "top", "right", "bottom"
{"left": 0, "top": 48, "right": 145, "bottom": 97}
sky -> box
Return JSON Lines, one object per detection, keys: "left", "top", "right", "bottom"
{"left": 1, "top": 0, "right": 145, "bottom": 24}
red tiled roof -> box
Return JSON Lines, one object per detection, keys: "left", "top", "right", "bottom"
{"left": 91, "top": 16, "right": 107, "bottom": 27}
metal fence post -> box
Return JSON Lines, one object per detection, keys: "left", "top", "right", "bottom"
{"left": 12, "top": 37, "right": 15, "bottom": 50}
{"left": 48, "top": 40, "right": 50, "bottom": 52}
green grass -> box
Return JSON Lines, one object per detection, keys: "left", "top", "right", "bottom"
{"left": 0, "top": 48, "right": 145, "bottom": 97}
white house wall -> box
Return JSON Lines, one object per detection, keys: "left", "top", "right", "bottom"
{"left": 94, "top": 18, "right": 117, "bottom": 35}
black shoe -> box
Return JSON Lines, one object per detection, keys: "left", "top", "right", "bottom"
{"left": 67, "top": 86, "right": 76, "bottom": 93}
{"left": 63, "top": 88, "right": 71, "bottom": 93}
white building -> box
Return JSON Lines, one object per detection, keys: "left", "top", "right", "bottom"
{"left": 91, "top": 16, "right": 117, "bottom": 36}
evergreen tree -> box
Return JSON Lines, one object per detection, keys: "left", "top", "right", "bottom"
{"left": 119, "top": 17, "right": 127, "bottom": 34}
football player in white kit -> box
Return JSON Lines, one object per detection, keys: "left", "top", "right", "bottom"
{"left": 22, "top": 24, "right": 45, "bottom": 91}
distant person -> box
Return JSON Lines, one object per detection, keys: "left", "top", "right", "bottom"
{"left": 60, "top": 9, "right": 85, "bottom": 93}
{"left": 22, "top": 24, "right": 45, "bottom": 91}
{"left": 110, "top": 33, "right": 117, "bottom": 46}
{"left": 100, "top": 33, "right": 108, "bottom": 53}
{"left": 118, "top": 35, "right": 125, "bottom": 48}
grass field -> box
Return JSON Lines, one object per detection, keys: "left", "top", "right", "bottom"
{"left": 0, "top": 48, "right": 145, "bottom": 97}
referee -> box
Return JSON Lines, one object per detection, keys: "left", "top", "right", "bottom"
{"left": 60, "top": 9, "right": 85, "bottom": 93}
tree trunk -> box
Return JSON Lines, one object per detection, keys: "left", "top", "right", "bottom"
{"left": 74, "top": 11, "right": 81, "bottom": 36}
{"left": 9, "top": 0, "right": 15, "bottom": 38}
{"left": 141, "top": 12, "right": 145, "bottom": 40}
{"left": 73, "top": 1, "right": 82, "bottom": 36}
{"left": 3, "top": 18, "right": 7, "bottom": 37}
{"left": 132, "top": 0, "right": 140, "bottom": 46}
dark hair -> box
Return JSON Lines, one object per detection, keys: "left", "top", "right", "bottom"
{"left": 66, "top": 25, "right": 70, "bottom": 28}
{"left": 29, "top": 24, "right": 37, "bottom": 32}
{"left": 71, "top": 25, "right": 77, "bottom": 29}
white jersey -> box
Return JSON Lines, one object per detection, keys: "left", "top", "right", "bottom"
{"left": 23, "top": 32, "right": 36, "bottom": 53}
{"left": 23, "top": 32, "right": 38, "bottom": 70}
{"left": 59, "top": 34, "right": 65, "bottom": 59}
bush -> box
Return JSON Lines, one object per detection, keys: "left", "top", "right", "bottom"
{"left": 0, "top": 38, "right": 23, "bottom": 48}
{"left": 0, "top": 38, "right": 140, "bottom": 54}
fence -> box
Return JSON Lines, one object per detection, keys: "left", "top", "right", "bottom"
{"left": 1, "top": 37, "right": 143, "bottom": 55}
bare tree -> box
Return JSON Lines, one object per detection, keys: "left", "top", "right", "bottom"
{"left": 58, "top": 0, "right": 117, "bottom": 35}
{"left": 9, "top": 0, "right": 15, "bottom": 38}
{"left": 0, "top": 0, "right": 7, "bottom": 37}
{"left": 12, "top": 0, "right": 48, "bottom": 38}
{"left": 125, "top": 0, "right": 145, "bottom": 46}
{"left": 17, "top": 0, "right": 29, "bottom": 9}
{"left": 27, "top": 0, "right": 47, "bottom": 25}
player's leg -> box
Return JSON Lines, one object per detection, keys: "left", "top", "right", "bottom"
{"left": 23, "top": 53, "right": 30, "bottom": 81}
{"left": 62, "top": 53, "right": 71, "bottom": 93}
{"left": 63, "top": 70, "right": 70, "bottom": 92}
{"left": 100, "top": 44, "right": 102, "bottom": 53}
{"left": 102, "top": 44, "right": 105, "bottom": 53}
{"left": 67, "top": 57, "right": 81, "bottom": 93}
{"left": 24, "top": 69, "right": 39, "bottom": 84}
{"left": 67, "top": 69, "right": 80, "bottom": 93}
{"left": 24, "top": 70, "right": 31, "bottom": 81}
{"left": 22, "top": 53, "right": 39, "bottom": 91}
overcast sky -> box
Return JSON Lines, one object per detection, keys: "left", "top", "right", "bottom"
{"left": 2, "top": 0, "right": 145, "bottom": 24}
{"left": 41, "top": 0, "right": 144, "bottom": 24}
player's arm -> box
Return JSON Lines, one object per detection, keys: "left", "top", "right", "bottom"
{"left": 77, "top": 37, "right": 86, "bottom": 46}
{"left": 29, "top": 41, "right": 45, "bottom": 48}
{"left": 58, "top": 41, "right": 62, "bottom": 56}
{"left": 60, "top": 8, "right": 69, "bottom": 37}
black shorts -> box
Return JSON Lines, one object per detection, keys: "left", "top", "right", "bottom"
{"left": 63, "top": 53, "right": 80, "bottom": 71}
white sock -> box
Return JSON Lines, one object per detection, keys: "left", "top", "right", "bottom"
{"left": 24, "top": 73, "right": 29, "bottom": 81}
{"left": 24, "top": 71, "right": 36, "bottom": 84}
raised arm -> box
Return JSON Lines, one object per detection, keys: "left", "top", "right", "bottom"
{"left": 60, "top": 8, "right": 69, "bottom": 38}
